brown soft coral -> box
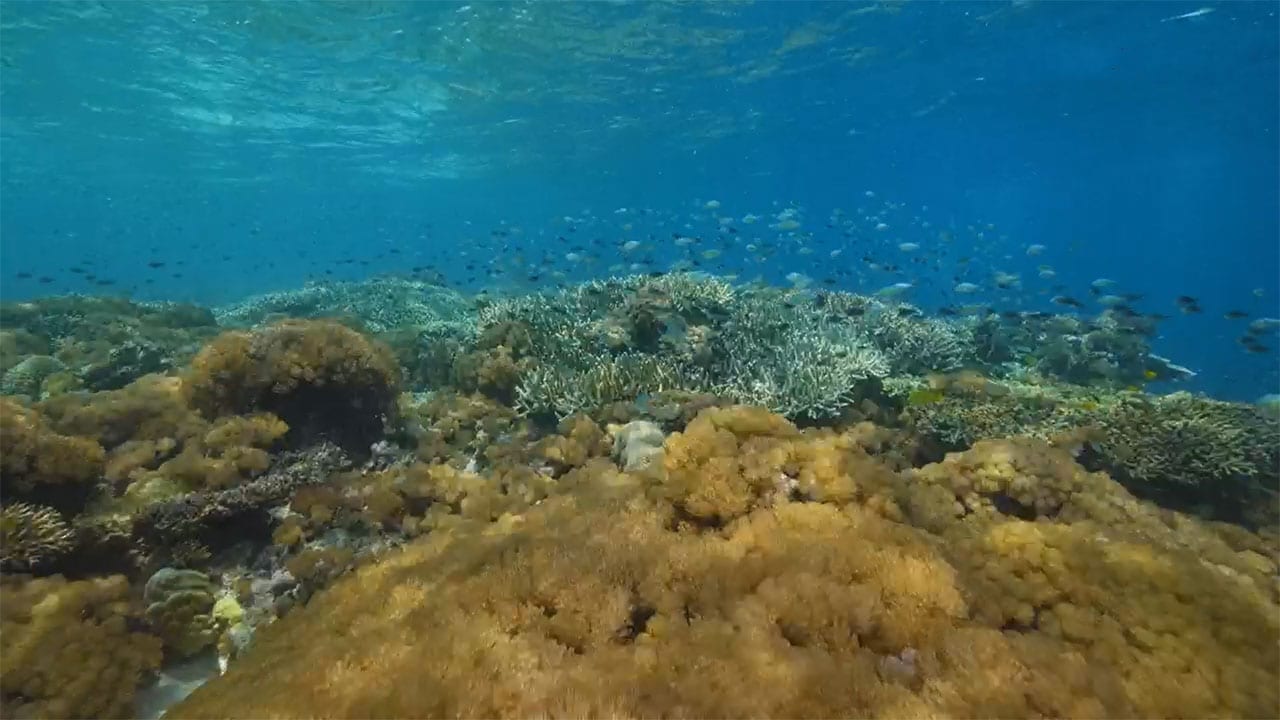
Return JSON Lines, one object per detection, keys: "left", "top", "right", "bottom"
{"left": 0, "top": 398, "right": 105, "bottom": 503}
{"left": 903, "top": 438, "right": 1280, "bottom": 718}
{"left": 172, "top": 466, "right": 1124, "bottom": 719}
{"left": 657, "top": 406, "right": 899, "bottom": 525}
{"left": 0, "top": 574, "right": 162, "bottom": 719}
{"left": 184, "top": 319, "right": 400, "bottom": 453}
{"left": 165, "top": 409, "right": 1278, "bottom": 719}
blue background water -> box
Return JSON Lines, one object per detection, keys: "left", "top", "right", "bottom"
{"left": 1, "top": 1, "right": 1276, "bottom": 400}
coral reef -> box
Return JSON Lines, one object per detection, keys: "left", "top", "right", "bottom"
{"left": 0, "top": 574, "right": 162, "bottom": 719}
{"left": 0, "top": 295, "right": 219, "bottom": 393}
{"left": 184, "top": 319, "right": 401, "bottom": 453}
{"left": 214, "top": 277, "right": 476, "bottom": 336}
{"left": 482, "top": 276, "right": 897, "bottom": 420}
{"left": 1, "top": 274, "right": 1272, "bottom": 719}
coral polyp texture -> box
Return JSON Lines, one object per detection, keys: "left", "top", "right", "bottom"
{"left": 184, "top": 319, "right": 401, "bottom": 453}
{"left": 171, "top": 406, "right": 1277, "bottom": 719}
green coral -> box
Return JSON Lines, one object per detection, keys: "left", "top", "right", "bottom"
{"left": 143, "top": 567, "right": 220, "bottom": 657}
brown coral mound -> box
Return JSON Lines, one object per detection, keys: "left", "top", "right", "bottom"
{"left": 0, "top": 398, "right": 105, "bottom": 512}
{"left": 0, "top": 574, "right": 162, "bottom": 719}
{"left": 172, "top": 408, "right": 1279, "bottom": 719}
{"left": 184, "top": 319, "right": 401, "bottom": 454}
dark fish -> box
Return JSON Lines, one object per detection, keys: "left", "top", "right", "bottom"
{"left": 1052, "top": 295, "right": 1083, "bottom": 308}
{"left": 15, "top": 272, "right": 32, "bottom": 279}
{"left": 1224, "top": 310, "right": 1250, "bottom": 320}
{"left": 38, "top": 276, "right": 54, "bottom": 284}
{"left": 147, "top": 261, "right": 166, "bottom": 269}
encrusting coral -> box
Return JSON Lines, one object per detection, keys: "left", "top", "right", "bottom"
{"left": 0, "top": 574, "right": 162, "bottom": 719}
{"left": 170, "top": 405, "right": 1278, "bottom": 719}
{"left": 183, "top": 319, "right": 401, "bottom": 453}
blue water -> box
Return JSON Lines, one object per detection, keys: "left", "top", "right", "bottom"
{"left": 1, "top": 1, "right": 1277, "bottom": 401}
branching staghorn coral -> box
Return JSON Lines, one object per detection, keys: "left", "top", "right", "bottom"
{"left": 492, "top": 278, "right": 891, "bottom": 420}
{"left": 0, "top": 502, "right": 75, "bottom": 572}
{"left": 862, "top": 304, "right": 976, "bottom": 374}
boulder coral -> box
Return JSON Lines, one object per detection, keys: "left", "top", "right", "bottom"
{"left": 170, "top": 406, "right": 1278, "bottom": 718}
{"left": 143, "top": 567, "right": 221, "bottom": 657}
{"left": 0, "top": 574, "right": 162, "bottom": 719}
{"left": 183, "top": 319, "right": 401, "bottom": 454}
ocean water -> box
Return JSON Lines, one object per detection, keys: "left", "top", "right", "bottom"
{"left": 2, "top": 3, "right": 1279, "bottom": 719}
{"left": 1, "top": 1, "right": 1276, "bottom": 399}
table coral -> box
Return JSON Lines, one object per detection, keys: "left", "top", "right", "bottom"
{"left": 0, "top": 574, "right": 162, "bottom": 719}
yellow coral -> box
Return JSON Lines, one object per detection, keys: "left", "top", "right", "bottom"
{"left": 0, "top": 574, "right": 162, "bottom": 718}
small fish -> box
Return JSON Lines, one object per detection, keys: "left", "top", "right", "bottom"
{"left": 1025, "top": 244, "right": 1046, "bottom": 256}
{"left": 1160, "top": 7, "right": 1213, "bottom": 23}
{"left": 953, "top": 282, "right": 980, "bottom": 294}
{"left": 876, "top": 282, "right": 914, "bottom": 297}
{"left": 1052, "top": 295, "right": 1084, "bottom": 308}
{"left": 898, "top": 242, "right": 920, "bottom": 252}
{"left": 1224, "top": 310, "right": 1250, "bottom": 320}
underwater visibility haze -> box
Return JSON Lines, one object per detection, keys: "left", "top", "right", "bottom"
{"left": 0, "top": 2, "right": 1278, "bottom": 719}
